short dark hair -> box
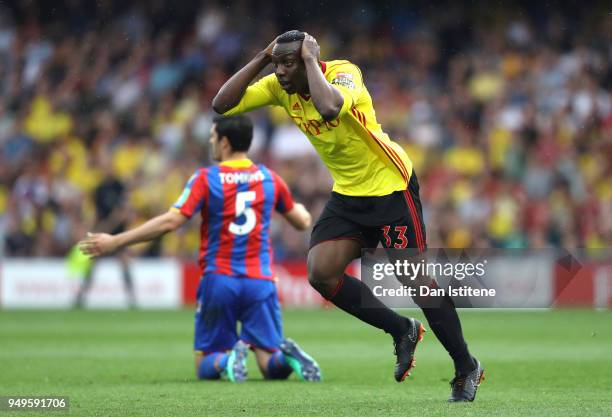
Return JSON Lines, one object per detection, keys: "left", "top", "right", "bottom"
{"left": 277, "top": 30, "right": 305, "bottom": 44}
{"left": 213, "top": 115, "right": 253, "bottom": 152}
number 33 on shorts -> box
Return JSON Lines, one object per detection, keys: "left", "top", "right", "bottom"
{"left": 381, "top": 225, "right": 409, "bottom": 249}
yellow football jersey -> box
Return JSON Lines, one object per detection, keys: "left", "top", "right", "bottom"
{"left": 223, "top": 60, "right": 413, "bottom": 196}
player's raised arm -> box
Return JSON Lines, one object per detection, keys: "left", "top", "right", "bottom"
{"left": 212, "top": 37, "right": 278, "bottom": 114}
{"left": 79, "top": 210, "right": 187, "bottom": 257}
{"left": 301, "top": 33, "right": 344, "bottom": 121}
{"left": 80, "top": 166, "right": 209, "bottom": 257}
{"left": 282, "top": 203, "right": 312, "bottom": 231}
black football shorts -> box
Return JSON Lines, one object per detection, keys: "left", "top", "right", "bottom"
{"left": 310, "top": 170, "right": 427, "bottom": 252}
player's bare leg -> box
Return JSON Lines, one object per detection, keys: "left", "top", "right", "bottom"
{"left": 254, "top": 348, "right": 294, "bottom": 380}
{"left": 307, "top": 239, "right": 424, "bottom": 381}
{"left": 253, "top": 348, "right": 273, "bottom": 376}
{"left": 307, "top": 238, "right": 361, "bottom": 296}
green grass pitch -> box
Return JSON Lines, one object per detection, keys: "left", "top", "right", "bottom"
{"left": 1, "top": 308, "right": 611, "bottom": 416}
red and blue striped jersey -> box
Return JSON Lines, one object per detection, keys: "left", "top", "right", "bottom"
{"left": 172, "top": 159, "right": 295, "bottom": 281}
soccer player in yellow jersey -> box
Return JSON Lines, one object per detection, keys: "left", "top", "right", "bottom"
{"left": 213, "top": 30, "right": 484, "bottom": 402}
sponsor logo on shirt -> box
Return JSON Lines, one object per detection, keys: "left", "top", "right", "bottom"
{"left": 331, "top": 72, "right": 355, "bottom": 89}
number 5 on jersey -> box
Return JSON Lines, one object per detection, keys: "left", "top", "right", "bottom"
{"left": 229, "top": 191, "right": 256, "bottom": 235}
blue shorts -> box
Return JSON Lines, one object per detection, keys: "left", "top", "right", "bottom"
{"left": 194, "top": 274, "right": 283, "bottom": 354}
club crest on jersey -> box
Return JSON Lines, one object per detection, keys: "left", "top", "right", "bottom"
{"left": 331, "top": 72, "right": 355, "bottom": 89}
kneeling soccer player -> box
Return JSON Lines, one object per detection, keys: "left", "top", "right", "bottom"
{"left": 79, "top": 115, "right": 321, "bottom": 383}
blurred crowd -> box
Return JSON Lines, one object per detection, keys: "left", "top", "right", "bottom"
{"left": 1, "top": 0, "right": 611, "bottom": 260}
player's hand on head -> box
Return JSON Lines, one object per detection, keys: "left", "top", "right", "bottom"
{"left": 78, "top": 232, "right": 117, "bottom": 258}
{"left": 301, "top": 33, "right": 320, "bottom": 61}
{"left": 263, "top": 36, "right": 280, "bottom": 58}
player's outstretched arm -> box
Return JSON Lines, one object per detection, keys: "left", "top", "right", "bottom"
{"left": 282, "top": 203, "right": 312, "bottom": 231}
{"left": 212, "top": 37, "right": 277, "bottom": 114}
{"left": 301, "top": 33, "right": 343, "bottom": 121}
{"left": 79, "top": 210, "right": 187, "bottom": 257}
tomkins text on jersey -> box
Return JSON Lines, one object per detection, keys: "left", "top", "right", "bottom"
{"left": 171, "top": 159, "right": 294, "bottom": 280}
